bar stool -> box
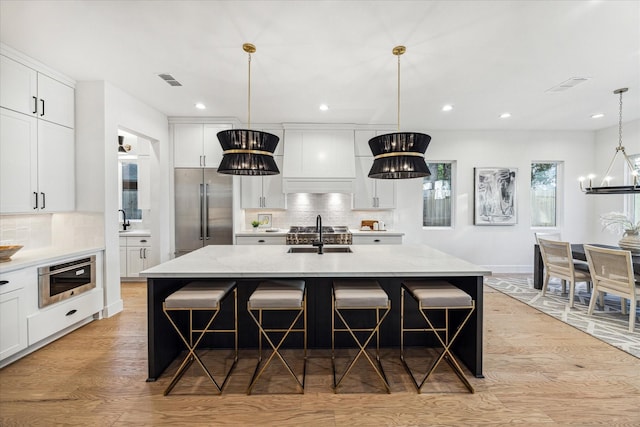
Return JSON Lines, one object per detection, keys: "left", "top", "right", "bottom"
{"left": 400, "top": 280, "right": 475, "bottom": 393}
{"left": 332, "top": 279, "right": 391, "bottom": 393}
{"left": 246, "top": 279, "right": 307, "bottom": 394}
{"left": 162, "top": 280, "right": 238, "bottom": 395}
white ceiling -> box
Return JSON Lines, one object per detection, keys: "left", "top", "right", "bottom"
{"left": 1, "top": 0, "right": 639, "bottom": 131}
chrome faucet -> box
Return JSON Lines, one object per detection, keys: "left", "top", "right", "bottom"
{"left": 118, "top": 209, "right": 130, "bottom": 231}
{"left": 313, "top": 214, "right": 324, "bottom": 254}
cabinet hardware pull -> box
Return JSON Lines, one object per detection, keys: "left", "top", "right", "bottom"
{"left": 0, "top": 281, "right": 8, "bottom": 286}
{"left": 34, "top": 192, "right": 38, "bottom": 209}
{"left": 32, "top": 96, "right": 38, "bottom": 114}
{"left": 258, "top": 239, "right": 265, "bottom": 243}
{"left": 41, "top": 192, "right": 45, "bottom": 209}
{"left": 374, "top": 239, "right": 381, "bottom": 243}
{"left": 66, "top": 309, "right": 77, "bottom": 316}
{"left": 40, "top": 99, "right": 45, "bottom": 116}
{"left": 143, "top": 248, "right": 147, "bottom": 258}
{"left": 140, "top": 239, "right": 147, "bottom": 243}
{"left": 202, "top": 155, "right": 206, "bottom": 167}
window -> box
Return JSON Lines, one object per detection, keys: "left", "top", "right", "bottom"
{"left": 423, "top": 162, "right": 453, "bottom": 227}
{"left": 530, "top": 162, "right": 558, "bottom": 227}
{"left": 121, "top": 161, "right": 142, "bottom": 220}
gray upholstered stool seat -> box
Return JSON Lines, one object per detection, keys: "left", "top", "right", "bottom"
{"left": 165, "top": 281, "right": 236, "bottom": 309}
{"left": 333, "top": 280, "right": 389, "bottom": 308}
{"left": 332, "top": 280, "right": 391, "bottom": 393}
{"left": 162, "top": 280, "right": 238, "bottom": 396}
{"left": 401, "top": 280, "right": 475, "bottom": 393}
{"left": 248, "top": 279, "right": 305, "bottom": 309}
{"left": 247, "top": 279, "right": 307, "bottom": 394}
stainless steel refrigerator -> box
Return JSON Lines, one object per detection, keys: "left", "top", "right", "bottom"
{"left": 174, "top": 168, "right": 232, "bottom": 257}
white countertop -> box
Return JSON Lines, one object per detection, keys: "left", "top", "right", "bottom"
{"left": 235, "top": 229, "right": 404, "bottom": 237}
{"left": 118, "top": 229, "right": 151, "bottom": 237}
{"left": 349, "top": 229, "right": 404, "bottom": 236}
{"left": 0, "top": 246, "right": 104, "bottom": 273}
{"left": 141, "top": 244, "right": 490, "bottom": 278}
{"left": 235, "top": 229, "right": 287, "bottom": 237}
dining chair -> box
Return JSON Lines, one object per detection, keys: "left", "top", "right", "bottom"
{"left": 538, "top": 238, "right": 591, "bottom": 308}
{"left": 584, "top": 245, "right": 640, "bottom": 332}
{"left": 534, "top": 232, "right": 561, "bottom": 244}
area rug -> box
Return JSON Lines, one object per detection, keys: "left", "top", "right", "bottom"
{"left": 484, "top": 276, "right": 640, "bottom": 359}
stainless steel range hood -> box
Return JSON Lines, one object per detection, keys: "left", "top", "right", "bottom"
{"left": 282, "top": 129, "right": 356, "bottom": 193}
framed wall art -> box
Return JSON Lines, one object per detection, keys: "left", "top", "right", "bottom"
{"left": 257, "top": 213, "right": 272, "bottom": 228}
{"left": 474, "top": 167, "right": 517, "bottom": 225}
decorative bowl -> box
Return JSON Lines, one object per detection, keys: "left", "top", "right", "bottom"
{"left": 0, "top": 245, "right": 23, "bottom": 262}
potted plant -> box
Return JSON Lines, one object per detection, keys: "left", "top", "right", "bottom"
{"left": 600, "top": 212, "right": 640, "bottom": 253}
{"left": 251, "top": 220, "right": 260, "bottom": 231}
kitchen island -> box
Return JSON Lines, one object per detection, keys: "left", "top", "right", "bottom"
{"left": 141, "top": 244, "right": 490, "bottom": 381}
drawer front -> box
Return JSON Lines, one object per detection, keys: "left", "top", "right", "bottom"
{"left": 0, "top": 267, "right": 35, "bottom": 295}
{"left": 27, "top": 289, "right": 103, "bottom": 345}
{"left": 126, "top": 236, "right": 151, "bottom": 247}
{"left": 236, "top": 236, "right": 285, "bottom": 245}
{"left": 352, "top": 235, "right": 403, "bottom": 245}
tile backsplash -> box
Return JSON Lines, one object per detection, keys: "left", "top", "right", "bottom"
{"left": 0, "top": 212, "right": 104, "bottom": 250}
{"left": 244, "top": 193, "right": 394, "bottom": 230}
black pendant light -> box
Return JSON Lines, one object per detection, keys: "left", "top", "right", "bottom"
{"left": 217, "top": 43, "right": 280, "bottom": 175}
{"left": 368, "top": 46, "right": 431, "bottom": 179}
{"left": 579, "top": 88, "right": 639, "bottom": 194}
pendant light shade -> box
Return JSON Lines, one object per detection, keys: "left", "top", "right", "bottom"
{"left": 217, "top": 43, "right": 280, "bottom": 176}
{"left": 579, "top": 88, "right": 639, "bottom": 194}
{"left": 368, "top": 45, "right": 431, "bottom": 179}
{"left": 216, "top": 129, "right": 280, "bottom": 175}
{"left": 368, "top": 132, "right": 431, "bottom": 179}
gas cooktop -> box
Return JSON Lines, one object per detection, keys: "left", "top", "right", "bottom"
{"left": 286, "top": 225, "right": 352, "bottom": 245}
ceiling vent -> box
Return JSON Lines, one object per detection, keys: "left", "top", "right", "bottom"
{"left": 545, "top": 77, "right": 590, "bottom": 93}
{"left": 157, "top": 73, "right": 182, "bottom": 87}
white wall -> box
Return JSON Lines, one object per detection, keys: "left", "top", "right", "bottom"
{"left": 592, "top": 118, "right": 640, "bottom": 245}
{"left": 394, "top": 129, "right": 596, "bottom": 273}
{"left": 76, "top": 81, "right": 169, "bottom": 317}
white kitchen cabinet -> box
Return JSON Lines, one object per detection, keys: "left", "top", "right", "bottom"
{"left": 0, "top": 268, "right": 31, "bottom": 362}
{"left": 120, "top": 235, "right": 152, "bottom": 278}
{"left": 0, "top": 55, "right": 74, "bottom": 129}
{"left": 241, "top": 156, "right": 285, "bottom": 209}
{"left": 283, "top": 130, "right": 355, "bottom": 179}
{"left": 0, "top": 108, "right": 75, "bottom": 213}
{"left": 352, "top": 234, "right": 403, "bottom": 244}
{"left": 353, "top": 156, "right": 396, "bottom": 209}
{"left": 173, "top": 123, "right": 231, "bottom": 168}
{"left": 236, "top": 235, "right": 286, "bottom": 245}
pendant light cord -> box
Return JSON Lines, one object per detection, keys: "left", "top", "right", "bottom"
{"left": 247, "top": 51, "right": 252, "bottom": 129}
{"left": 397, "top": 52, "right": 401, "bottom": 132}
{"left": 618, "top": 89, "right": 623, "bottom": 149}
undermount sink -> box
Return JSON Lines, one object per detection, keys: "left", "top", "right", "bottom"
{"left": 287, "top": 247, "right": 353, "bottom": 253}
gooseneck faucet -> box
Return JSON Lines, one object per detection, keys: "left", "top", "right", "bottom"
{"left": 118, "top": 209, "right": 130, "bottom": 231}
{"left": 313, "top": 214, "right": 324, "bottom": 254}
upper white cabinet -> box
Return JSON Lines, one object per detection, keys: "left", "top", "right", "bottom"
{"left": 241, "top": 156, "right": 285, "bottom": 209}
{"left": 283, "top": 130, "right": 355, "bottom": 179}
{"left": 0, "top": 51, "right": 75, "bottom": 214}
{"left": 0, "top": 108, "right": 75, "bottom": 213}
{"left": 353, "top": 156, "right": 396, "bottom": 209}
{"left": 353, "top": 131, "right": 396, "bottom": 209}
{"left": 173, "top": 123, "right": 231, "bottom": 168}
{"left": 0, "top": 55, "right": 74, "bottom": 129}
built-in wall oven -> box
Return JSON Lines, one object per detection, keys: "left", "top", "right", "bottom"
{"left": 38, "top": 255, "right": 96, "bottom": 308}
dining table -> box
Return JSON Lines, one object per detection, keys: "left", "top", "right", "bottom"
{"left": 533, "top": 243, "right": 640, "bottom": 289}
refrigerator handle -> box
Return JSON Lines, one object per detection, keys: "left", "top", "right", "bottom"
{"left": 199, "top": 183, "right": 204, "bottom": 240}
{"left": 205, "top": 184, "right": 210, "bottom": 240}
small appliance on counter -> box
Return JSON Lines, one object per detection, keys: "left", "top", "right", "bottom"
{"left": 360, "top": 220, "right": 385, "bottom": 231}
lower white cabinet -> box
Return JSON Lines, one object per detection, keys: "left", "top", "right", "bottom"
{"left": 0, "top": 268, "right": 31, "bottom": 361}
{"left": 27, "top": 289, "right": 102, "bottom": 345}
{"left": 120, "top": 235, "right": 152, "bottom": 278}
{"left": 352, "top": 234, "right": 403, "bottom": 245}
{"left": 236, "top": 235, "right": 285, "bottom": 245}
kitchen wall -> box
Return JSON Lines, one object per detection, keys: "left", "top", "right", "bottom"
{"left": 243, "top": 193, "right": 394, "bottom": 230}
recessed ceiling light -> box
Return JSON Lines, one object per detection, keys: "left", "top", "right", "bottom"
{"left": 499, "top": 112, "right": 511, "bottom": 119}
{"left": 591, "top": 113, "right": 604, "bottom": 119}
{"left": 442, "top": 104, "right": 453, "bottom": 112}
{"left": 319, "top": 104, "right": 329, "bottom": 111}
{"left": 195, "top": 103, "right": 206, "bottom": 110}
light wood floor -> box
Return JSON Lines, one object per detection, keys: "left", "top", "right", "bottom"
{"left": 1, "top": 280, "right": 639, "bottom": 426}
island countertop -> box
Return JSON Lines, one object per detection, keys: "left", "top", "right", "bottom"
{"left": 141, "top": 244, "right": 491, "bottom": 278}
